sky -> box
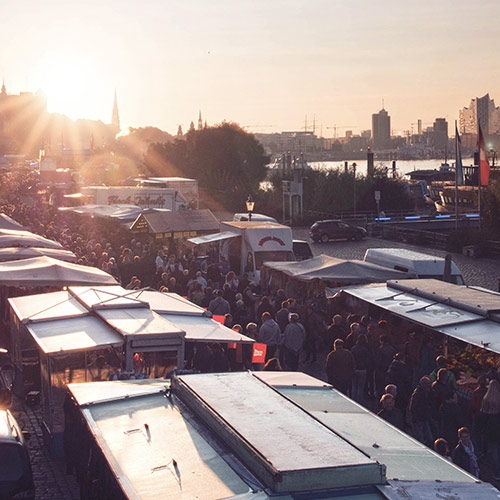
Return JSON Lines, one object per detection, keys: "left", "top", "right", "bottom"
{"left": 2, "top": 0, "right": 500, "bottom": 137}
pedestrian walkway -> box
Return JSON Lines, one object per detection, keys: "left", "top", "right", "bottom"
{"left": 12, "top": 397, "right": 79, "bottom": 500}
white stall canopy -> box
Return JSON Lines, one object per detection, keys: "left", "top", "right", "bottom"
{"left": 27, "top": 316, "right": 122, "bottom": 354}
{"left": 264, "top": 254, "right": 415, "bottom": 283}
{"left": 342, "top": 279, "right": 500, "bottom": 355}
{"left": 0, "top": 213, "right": 26, "bottom": 231}
{"left": 0, "top": 246, "right": 77, "bottom": 262}
{"left": 0, "top": 256, "right": 117, "bottom": 287}
{"left": 187, "top": 230, "right": 239, "bottom": 245}
{"left": 0, "top": 229, "right": 63, "bottom": 249}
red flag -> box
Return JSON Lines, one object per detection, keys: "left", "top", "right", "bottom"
{"left": 478, "top": 124, "right": 490, "bottom": 186}
{"left": 212, "top": 315, "right": 225, "bottom": 325}
{"left": 252, "top": 343, "right": 267, "bottom": 364}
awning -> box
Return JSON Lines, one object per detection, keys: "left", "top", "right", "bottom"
{"left": 27, "top": 316, "right": 122, "bottom": 354}
{"left": 187, "top": 231, "right": 239, "bottom": 245}
{"left": 342, "top": 281, "right": 500, "bottom": 356}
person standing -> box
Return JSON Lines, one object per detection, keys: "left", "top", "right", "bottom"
{"left": 409, "top": 376, "right": 433, "bottom": 447}
{"left": 281, "top": 313, "right": 306, "bottom": 371}
{"left": 452, "top": 427, "right": 480, "bottom": 478}
{"left": 479, "top": 379, "right": 500, "bottom": 479}
{"left": 351, "top": 334, "right": 371, "bottom": 403}
{"left": 325, "top": 339, "right": 355, "bottom": 396}
{"left": 258, "top": 312, "right": 281, "bottom": 361}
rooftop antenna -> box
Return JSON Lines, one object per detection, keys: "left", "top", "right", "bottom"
{"left": 382, "top": 98, "right": 385, "bottom": 110}
{"left": 313, "top": 115, "right": 316, "bottom": 135}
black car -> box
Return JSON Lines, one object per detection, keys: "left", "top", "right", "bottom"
{"left": 310, "top": 220, "right": 367, "bottom": 243}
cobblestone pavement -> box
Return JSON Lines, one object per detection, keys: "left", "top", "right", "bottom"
{"left": 16, "top": 232, "right": 500, "bottom": 498}
{"left": 293, "top": 228, "right": 500, "bottom": 291}
{"left": 11, "top": 397, "right": 79, "bottom": 499}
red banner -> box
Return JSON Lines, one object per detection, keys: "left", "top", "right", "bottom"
{"left": 252, "top": 343, "right": 267, "bottom": 364}
{"left": 212, "top": 315, "right": 225, "bottom": 325}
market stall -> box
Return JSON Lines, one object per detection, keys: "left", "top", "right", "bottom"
{"left": 130, "top": 208, "right": 219, "bottom": 241}
{"left": 8, "top": 285, "right": 253, "bottom": 457}
{"left": 0, "top": 228, "right": 63, "bottom": 249}
{"left": 0, "top": 246, "right": 77, "bottom": 262}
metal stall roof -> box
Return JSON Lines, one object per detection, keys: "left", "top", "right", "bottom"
{"left": 255, "top": 371, "right": 476, "bottom": 483}
{"left": 67, "top": 373, "right": 500, "bottom": 500}
{"left": 27, "top": 316, "right": 122, "bottom": 354}
{"left": 341, "top": 280, "right": 500, "bottom": 355}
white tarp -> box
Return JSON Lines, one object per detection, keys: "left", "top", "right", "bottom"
{"left": 343, "top": 283, "right": 500, "bottom": 356}
{"left": 0, "top": 256, "right": 117, "bottom": 287}
{"left": 0, "top": 246, "right": 76, "bottom": 262}
{"left": 188, "top": 231, "right": 240, "bottom": 245}
{"left": 58, "top": 204, "right": 169, "bottom": 222}
{"left": 0, "top": 229, "right": 63, "bottom": 249}
{"left": 0, "top": 213, "right": 26, "bottom": 231}
{"left": 28, "top": 316, "right": 122, "bottom": 354}
{"left": 163, "top": 315, "right": 254, "bottom": 344}
{"left": 265, "top": 255, "right": 414, "bottom": 283}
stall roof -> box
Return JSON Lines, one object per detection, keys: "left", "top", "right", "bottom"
{"left": 9, "top": 285, "right": 252, "bottom": 347}
{"left": 58, "top": 204, "right": 169, "bottom": 222}
{"left": 28, "top": 316, "right": 122, "bottom": 354}
{"left": 9, "top": 291, "right": 88, "bottom": 324}
{"left": 341, "top": 280, "right": 500, "bottom": 356}
{"left": 163, "top": 315, "right": 254, "bottom": 343}
{"left": 0, "top": 246, "right": 77, "bottom": 262}
{"left": 96, "top": 308, "right": 185, "bottom": 339}
{"left": 130, "top": 209, "right": 219, "bottom": 234}
{"left": 0, "top": 229, "right": 63, "bottom": 249}
{"left": 0, "top": 213, "right": 26, "bottom": 231}
{"left": 67, "top": 373, "right": 495, "bottom": 500}
{"left": 0, "top": 256, "right": 117, "bottom": 287}
{"left": 256, "top": 371, "right": 476, "bottom": 484}
{"left": 264, "top": 254, "right": 415, "bottom": 283}
{"left": 188, "top": 230, "right": 239, "bottom": 245}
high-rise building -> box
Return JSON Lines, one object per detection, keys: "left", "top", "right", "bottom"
{"left": 433, "top": 118, "right": 448, "bottom": 152}
{"left": 459, "top": 94, "right": 500, "bottom": 135}
{"left": 371, "top": 108, "right": 390, "bottom": 150}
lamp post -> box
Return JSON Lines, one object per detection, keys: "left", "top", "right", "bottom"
{"left": 352, "top": 162, "right": 357, "bottom": 213}
{"left": 246, "top": 195, "right": 255, "bottom": 221}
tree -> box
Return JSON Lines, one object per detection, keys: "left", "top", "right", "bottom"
{"left": 144, "top": 123, "right": 269, "bottom": 210}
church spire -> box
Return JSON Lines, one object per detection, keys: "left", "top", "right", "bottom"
{"left": 197, "top": 110, "right": 203, "bottom": 130}
{"left": 111, "top": 89, "right": 120, "bottom": 131}
{"left": 1, "top": 79, "right": 6, "bottom": 95}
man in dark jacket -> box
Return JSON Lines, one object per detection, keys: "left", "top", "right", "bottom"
{"left": 325, "top": 339, "right": 355, "bottom": 396}
{"left": 409, "top": 376, "right": 433, "bottom": 446}
{"left": 452, "top": 427, "right": 480, "bottom": 477}
{"left": 208, "top": 290, "right": 231, "bottom": 316}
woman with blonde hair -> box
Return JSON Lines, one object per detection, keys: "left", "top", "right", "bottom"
{"left": 480, "top": 379, "right": 500, "bottom": 479}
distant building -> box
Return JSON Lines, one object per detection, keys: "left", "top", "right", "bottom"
{"left": 432, "top": 118, "right": 448, "bottom": 152}
{"left": 371, "top": 108, "right": 391, "bottom": 150}
{"left": 111, "top": 90, "right": 120, "bottom": 133}
{"left": 459, "top": 93, "right": 500, "bottom": 135}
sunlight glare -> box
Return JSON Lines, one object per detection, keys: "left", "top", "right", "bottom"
{"left": 41, "top": 59, "right": 96, "bottom": 120}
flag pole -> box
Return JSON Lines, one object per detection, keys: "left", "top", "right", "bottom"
{"left": 455, "top": 121, "right": 458, "bottom": 229}
{"left": 478, "top": 126, "right": 482, "bottom": 224}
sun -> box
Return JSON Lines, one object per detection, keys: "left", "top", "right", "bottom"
{"left": 41, "top": 58, "right": 98, "bottom": 120}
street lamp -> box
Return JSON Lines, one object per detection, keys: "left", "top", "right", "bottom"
{"left": 246, "top": 195, "right": 255, "bottom": 221}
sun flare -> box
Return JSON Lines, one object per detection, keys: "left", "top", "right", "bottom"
{"left": 41, "top": 59, "right": 97, "bottom": 120}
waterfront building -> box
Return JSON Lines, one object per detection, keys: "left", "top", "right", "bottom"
{"left": 459, "top": 93, "right": 500, "bottom": 135}
{"left": 371, "top": 108, "right": 391, "bottom": 150}
{"left": 432, "top": 118, "right": 448, "bottom": 152}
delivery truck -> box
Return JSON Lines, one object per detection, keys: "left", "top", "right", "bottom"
{"left": 188, "top": 221, "right": 295, "bottom": 284}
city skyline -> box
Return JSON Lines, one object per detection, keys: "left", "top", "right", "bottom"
{"left": 1, "top": 0, "right": 499, "bottom": 136}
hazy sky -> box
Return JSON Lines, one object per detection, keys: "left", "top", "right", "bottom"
{"left": 2, "top": 0, "right": 499, "bottom": 136}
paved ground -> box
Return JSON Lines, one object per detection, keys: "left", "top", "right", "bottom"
{"left": 16, "top": 233, "right": 500, "bottom": 498}
{"left": 292, "top": 228, "right": 500, "bottom": 291}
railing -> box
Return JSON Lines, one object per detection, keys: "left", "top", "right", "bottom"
{"left": 382, "top": 226, "right": 449, "bottom": 249}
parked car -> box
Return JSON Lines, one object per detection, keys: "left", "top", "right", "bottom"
{"left": 0, "top": 349, "right": 13, "bottom": 409}
{"left": 310, "top": 220, "right": 367, "bottom": 243}
{"left": 0, "top": 409, "right": 34, "bottom": 500}
{"left": 293, "top": 240, "right": 314, "bottom": 261}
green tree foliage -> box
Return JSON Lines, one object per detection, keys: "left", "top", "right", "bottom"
{"left": 144, "top": 123, "right": 269, "bottom": 210}
{"left": 268, "top": 165, "right": 412, "bottom": 218}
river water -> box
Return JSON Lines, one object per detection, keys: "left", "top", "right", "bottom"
{"left": 308, "top": 158, "right": 475, "bottom": 177}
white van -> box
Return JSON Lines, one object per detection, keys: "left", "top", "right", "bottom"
{"left": 363, "top": 248, "right": 465, "bottom": 285}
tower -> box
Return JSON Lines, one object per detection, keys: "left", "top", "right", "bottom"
{"left": 111, "top": 89, "right": 120, "bottom": 132}
{"left": 371, "top": 108, "right": 391, "bottom": 150}
{"left": 1, "top": 80, "right": 6, "bottom": 96}
{"left": 198, "top": 110, "right": 203, "bottom": 130}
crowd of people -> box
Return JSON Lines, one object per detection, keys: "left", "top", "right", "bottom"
{"left": 1, "top": 168, "right": 500, "bottom": 482}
